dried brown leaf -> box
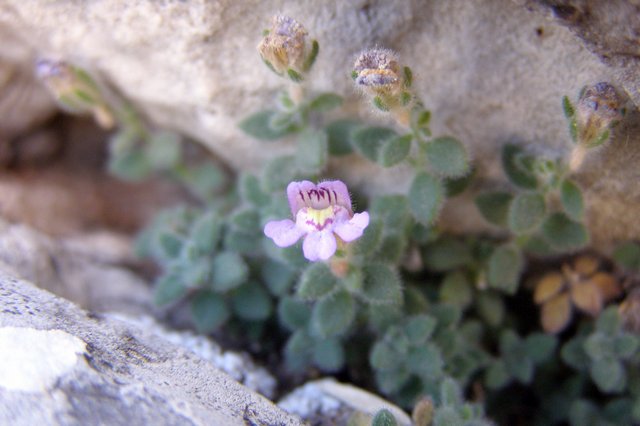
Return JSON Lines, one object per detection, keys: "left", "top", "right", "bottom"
{"left": 571, "top": 281, "right": 603, "bottom": 316}
{"left": 591, "top": 272, "right": 622, "bottom": 302}
{"left": 534, "top": 273, "right": 565, "bottom": 304}
{"left": 541, "top": 293, "right": 572, "bottom": 334}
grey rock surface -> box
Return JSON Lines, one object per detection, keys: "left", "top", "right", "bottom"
{"left": 1, "top": 0, "right": 639, "bottom": 244}
{"left": 0, "top": 273, "right": 302, "bottom": 426}
{"left": 278, "top": 378, "right": 412, "bottom": 426}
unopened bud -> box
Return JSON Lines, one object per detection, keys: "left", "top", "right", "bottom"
{"left": 35, "top": 59, "right": 114, "bottom": 128}
{"left": 353, "top": 49, "right": 402, "bottom": 96}
{"left": 257, "top": 15, "right": 317, "bottom": 82}
{"left": 575, "top": 82, "right": 624, "bottom": 147}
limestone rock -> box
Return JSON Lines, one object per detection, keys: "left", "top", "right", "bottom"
{"left": 0, "top": 273, "right": 301, "bottom": 426}
{"left": 0, "top": 0, "right": 639, "bottom": 244}
{"left": 278, "top": 378, "right": 412, "bottom": 426}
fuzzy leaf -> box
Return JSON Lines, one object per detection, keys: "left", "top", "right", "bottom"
{"left": 379, "top": 134, "right": 412, "bottom": 167}
{"left": 541, "top": 294, "right": 572, "bottom": 334}
{"left": 239, "top": 174, "right": 271, "bottom": 206}
{"left": 613, "top": 242, "right": 640, "bottom": 271}
{"left": 425, "top": 136, "right": 470, "bottom": 178}
{"left": 361, "top": 264, "right": 403, "bottom": 305}
{"left": 423, "top": 237, "right": 473, "bottom": 272}
{"left": 262, "top": 259, "right": 296, "bottom": 296}
{"left": 525, "top": 333, "right": 557, "bottom": 363}
{"left": 229, "top": 208, "right": 260, "bottom": 233}
{"left": 444, "top": 167, "right": 475, "bottom": 197}
{"left": 158, "top": 233, "right": 183, "bottom": 258}
{"left": 312, "top": 338, "right": 345, "bottom": 372}
{"left": 262, "top": 155, "right": 298, "bottom": 192}
{"left": 440, "top": 378, "right": 463, "bottom": 407}
{"left": 487, "top": 245, "right": 523, "bottom": 294}
{"left": 189, "top": 211, "right": 222, "bottom": 254}
{"left": 591, "top": 358, "right": 626, "bottom": 393}
{"left": 475, "top": 191, "right": 513, "bottom": 227}
{"left": 297, "top": 262, "right": 337, "bottom": 300}
{"left": 154, "top": 273, "right": 188, "bottom": 306}
{"left": 370, "top": 341, "right": 397, "bottom": 371}
{"left": 231, "top": 284, "right": 272, "bottom": 321}
{"left": 278, "top": 297, "right": 311, "bottom": 331}
{"left": 308, "top": 93, "right": 343, "bottom": 112}
{"left": 508, "top": 192, "right": 546, "bottom": 234}
{"left": 372, "top": 96, "right": 390, "bottom": 111}
{"left": 560, "top": 179, "right": 585, "bottom": 221}
{"left": 542, "top": 212, "right": 589, "bottom": 251}
{"left": 296, "top": 128, "right": 328, "bottom": 173}
{"left": 404, "top": 315, "right": 437, "bottom": 345}
{"left": 311, "top": 290, "right": 355, "bottom": 338}
{"left": 440, "top": 271, "right": 473, "bottom": 309}
{"left": 352, "top": 126, "right": 397, "bottom": 162}
{"left": 595, "top": 307, "right": 621, "bottom": 334}
{"left": 147, "top": 131, "right": 181, "bottom": 169}
{"left": 353, "top": 220, "right": 383, "bottom": 257}
{"left": 239, "top": 110, "right": 296, "bottom": 140}
{"left": 502, "top": 144, "right": 538, "bottom": 189}
{"left": 407, "top": 344, "right": 443, "bottom": 379}
{"left": 371, "top": 409, "right": 398, "bottom": 426}
{"left": 369, "top": 196, "right": 410, "bottom": 232}
{"left": 284, "top": 330, "right": 313, "bottom": 371}
{"left": 476, "top": 292, "right": 505, "bottom": 327}
{"left": 303, "top": 40, "right": 319, "bottom": 71}
{"left": 325, "top": 119, "right": 358, "bottom": 156}
{"left": 287, "top": 68, "right": 304, "bottom": 82}
{"left": 178, "top": 163, "right": 226, "bottom": 201}
{"left": 485, "top": 360, "right": 510, "bottom": 389}
{"left": 409, "top": 172, "right": 444, "bottom": 225}
{"left": 562, "top": 96, "right": 575, "bottom": 119}
{"left": 190, "top": 292, "right": 230, "bottom": 333}
{"left": 210, "top": 251, "right": 248, "bottom": 293}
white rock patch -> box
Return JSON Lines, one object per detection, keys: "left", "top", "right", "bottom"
{"left": 0, "top": 327, "right": 86, "bottom": 392}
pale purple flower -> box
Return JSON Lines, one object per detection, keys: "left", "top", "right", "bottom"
{"left": 264, "top": 180, "right": 370, "bottom": 261}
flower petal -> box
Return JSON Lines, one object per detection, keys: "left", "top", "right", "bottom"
{"left": 287, "top": 180, "right": 317, "bottom": 216}
{"left": 264, "top": 219, "right": 305, "bottom": 247}
{"left": 302, "top": 230, "right": 337, "bottom": 261}
{"left": 334, "top": 212, "right": 370, "bottom": 242}
{"left": 318, "top": 180, "right": 352, "bottom": 213}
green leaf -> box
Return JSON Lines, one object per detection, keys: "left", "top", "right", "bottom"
{"left": 409, "top": 172, "right": 444, "bottom": 225}
{"left": 411, "top": 108, "right": 431, "bottom": 138}
{"left": 229, "top": 208, "right": 260, "bottom": 233}
{"left": 295, "top": 128, "right": 328, "bottom": 173}
{"left": 352, "top": 126, "right": 397, "bottom": 162}
{"left": 231, "top": 284, "right": 272, "bottom": 321}
{"left": 440, "top": 271, "right": 473, "bottom": 309}
{"left": 325, "top": 119, "right": 358, "bottom": 156}
{"left": 189, "top": 211, "right": 222, "bottom": 253}
{"left": 262, "top": 260, "right": 296, "bottom": 296}
{"left": 371, "top": 409, "right": 398, "bottom": 426}
{"left": 524, "top": 333, "right": 557, "bottom": 363}
{"left": 297, "top": 262, "right": 337, "bottom": 300}
{"left": 487, "top": 244, "right": 523, "bottom": 295}
{"left": 210, "top": 251, "right": 248, "bottom": 293}
{"left": 596, "top": 307, "right": 621, "bottom": 334}
{"left": 569, "top": 118, "right": 578, "bottom": 143}
{"left": 370, "top": 341, "right": 397, "bottom": 371}
{"left": 239, "top": 173, "right": 270, "bottom": 206}
{"left": 584, "top": 333, "right": 613, "bottom": 361}
{"left": 278, "top": 296, "right": 311, "bottom": 332}
{"left": 373, "top": 96, "right": 390, "bottom": 111}
{"left": 425, "top": 136, "right": 470, "bottom": 178}
{"left": 158, "top": 232, "right": 183, "bottom": 258}
{"left": 190, "top": 292, "right": 229, "bottom": 333}
{"left": 562, "top": 96, "right": 575, "bottom": 118}
{"left": 361, "top": 263, "right": 403, "bottom": 305}
{"left": 502, "top": 144, "right": 538, "bottom": 189}
{"left": 407, "top": 344, "right": 443, "bottom": 379}
{"left": 475, "top": 191, "right": 513, "bottom": 227}
{"left": 440, "top": 378, "right": 463, "bottom": 407}
{"left": 303, "top": 40, "right": 319, "bottom": 71}
{"left": 542, "top": 212, "right": 589, "bottom": 251}
{"left": 508, "top": 192, "right": 546, "bottom": 234}
{"left": 485, "top": 360, "right": 510, "bottom": 389}
{"left": 353, "top": 220, "right": 383, "bottom": 257}
{"left": 369, "top": 195, "right": 410, "bottom": 232}
{"left": 613, "top": 334, "right": 639, "bottom": 359}
{"left": 154, "top": 273, "right": 188, "bottom": 305}
{"left": 403, "top": 66, "right": 413, "bottom": 88}
{"left": 239, "top": 110, "right": 296, "bottom": 140}
{"left": 569, "top": 400, "right": 599, "bottom": 426}
{"left": 444, "top": 167, "right": 475, "bottom": 197}
{"left": 379, "top": 134, "right": 412, "bottom": 167}
{"left": 423, "top": 237, "right": 473, "bottom": 272}
{"left": 262, "top": 155, "right": 298, "bottom": 192}
{"left": 561, "top": 179, "right": 585, "bottom": 221}
{"left": 404, "top": 315, "right": 437, "bottom": 345}
{"left": 561, "top": 338, "right": 590, "bottom": 371}
{"left": 588, "top": 129, "right": 610, "bottom": 148}
{"left": 284, "top": 330, "right": 313, "bottom": 371}
{"left": 287, "top": 68, "right": 304, "bottom": 82}
{"left": 591, "top": 358, "right": 626, "bottom": 393}
{"left": 613, "top": 242, "right": 640, "bottom": 271}
{"left": 312, "top": 338, "right": 345, "bottom": 372}
{"left": 177, "top": 163, "right": 226, "bottom": 201}
{"left": 146, "top": 131, "right": 181, "bottom": 169}
{"left": 311, "top": 290, "right": 355, "bottom": 338}
{"left": 475, "top": 292, "right": 505, "bottom": 327}
{"left": 308, "top": 93, "right": 343, "bottom": 112}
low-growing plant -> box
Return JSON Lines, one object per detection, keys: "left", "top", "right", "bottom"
{"left": 37, "top": 13, "right": 640, "bottom": 426}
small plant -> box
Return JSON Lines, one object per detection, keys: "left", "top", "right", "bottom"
{"left": 562, "top": 82, "right": 625, "bottom": 170}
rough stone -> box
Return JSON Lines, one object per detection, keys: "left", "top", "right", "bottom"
{"left": 0, "top": 273, "right": 302, "bottom": 426}
{"left": 0, "top": 0, "right": 639, "bottom": 245}
{"left": 278, "top": 378, "right": 412, "bottom": 426}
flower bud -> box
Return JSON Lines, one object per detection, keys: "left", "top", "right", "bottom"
{"left": 35, "top": 59, "right": 114, "bottom": 128}
{"left": 353, "top": 49, "right": 402, "bottom": 97}
{"left": 257, "top": 15, "right": 317, "bottom": 82}
{"left": 575, "top": 82, "right": 624, "bottom": 147}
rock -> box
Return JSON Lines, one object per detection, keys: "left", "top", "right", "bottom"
{"left": 0, "top": 0, "right": 639, "bottom": 244}
{"left": 0, "top": 273, "right": 301, "bottom": 426}
{"left": 0, "top": 218, "right": 153, "bottom": 316}
{"left": 278, "top": 378, "right": 411, "bottom": 426}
